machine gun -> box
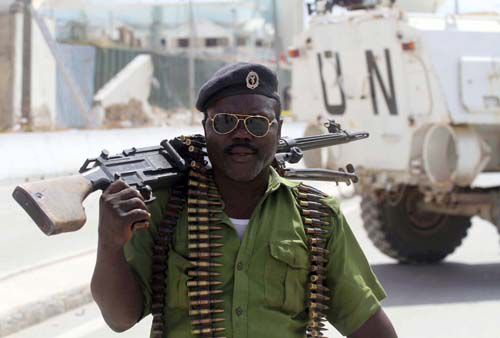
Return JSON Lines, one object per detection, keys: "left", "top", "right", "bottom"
{"left": 12, "top": 121, "right": 368, "bottom": 236}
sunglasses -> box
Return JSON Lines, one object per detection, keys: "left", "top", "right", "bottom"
{"left": 209, "top": 113, "right": 278, "bottom": 138}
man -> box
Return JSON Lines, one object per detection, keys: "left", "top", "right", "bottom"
{"left": 91, "top": 62, "right": 397, "bottom": 338}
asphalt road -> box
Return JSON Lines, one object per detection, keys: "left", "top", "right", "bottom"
{"left": 3, "top": 189, "right": 500, "bottom": 338}
{"left": 0, "top": 183, "right": 100, "bottom": 278}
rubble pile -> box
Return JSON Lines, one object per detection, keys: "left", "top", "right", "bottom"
{"left": 102, "top": 98, "right": 153, "bottom": 128}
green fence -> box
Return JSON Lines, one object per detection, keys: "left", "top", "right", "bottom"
{"left": 93, "top": 47, "right": 291, "bottom": 111}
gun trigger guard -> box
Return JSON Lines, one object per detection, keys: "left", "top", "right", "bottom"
{"left": 144, "top": 195, "right": 156, "bottom": 204}
{"left": 79, "top": 158, "right": 97, "bottom": 173}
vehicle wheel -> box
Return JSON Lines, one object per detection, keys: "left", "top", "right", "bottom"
{"left": 360, "top": 187, "right": 472, "bottom": 264}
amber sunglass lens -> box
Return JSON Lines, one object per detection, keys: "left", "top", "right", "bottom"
{"left": 214, "top": 114, "right": 238, "bottom": 134}
{"left": 246, "top": 116, "right": 269, "bottom": 137}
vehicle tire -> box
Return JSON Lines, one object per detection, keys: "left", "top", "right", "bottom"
{"left": 360, "top": 187, "right": 472, "bottom": 264}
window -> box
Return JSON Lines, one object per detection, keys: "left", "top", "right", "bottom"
{"left": 237, "top": 37, "right": 247, "bottom": 46}
{"left": 178, "top": 38, "right": 189, "bottom": 48}
{"left": 205, "top": 38, "right": 218, "bottom": 47}
{"left": 205, "top": 37, "right": 229, "bottom": 47}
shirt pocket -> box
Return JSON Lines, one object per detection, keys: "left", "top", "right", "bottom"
{"left": 167, "top": 249, "right": 191, "bottom": 310}
{"left": 264, "top": 240, "right": 309, "bottom": 316}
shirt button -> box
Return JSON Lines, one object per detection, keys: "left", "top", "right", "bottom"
{"left": 235, "top": 307, "right": 243, "bottom": 316}
{"left": 236, "top": 262, "right": 244, "bottom": 271}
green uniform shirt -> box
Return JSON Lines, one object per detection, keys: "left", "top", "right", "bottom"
{"left": 124, "top": 168, "right": 386, "bottom": 337}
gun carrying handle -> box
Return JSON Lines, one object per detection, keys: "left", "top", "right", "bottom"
{"left": 12, "top": 175, "right": 94, "bottom": 236}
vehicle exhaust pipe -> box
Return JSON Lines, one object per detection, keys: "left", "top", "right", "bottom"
{"left": 422, "top": 125, "right": 491, "bottom": 187}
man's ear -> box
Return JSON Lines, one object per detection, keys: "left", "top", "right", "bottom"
{"left": 277, "top": 119, "right": 283, "bottom": 139}
{"left": 202, "top": 114, "right": 207, "bottom": 134}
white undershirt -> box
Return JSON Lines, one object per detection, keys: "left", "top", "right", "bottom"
{"left": 229, "top": 217, "right": 250, "bottom": 240}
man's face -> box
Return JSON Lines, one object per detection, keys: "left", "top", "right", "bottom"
{"left": 203, "top": 94, "right": 282, "bottom": 182}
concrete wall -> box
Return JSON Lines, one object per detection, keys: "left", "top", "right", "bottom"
{"left": 31, "top": 16, "right": 57, "bottom": 130}
{"left": 0, "top": 11, "right": 16, "bottom": 131}
{"left": 277, "top": 0, "right": 304, "bottom": 51}
{"left": 93, "top": 54, "right": 153, "bottom": 125}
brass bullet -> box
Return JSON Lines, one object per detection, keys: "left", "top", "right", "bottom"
{"left": 188, "top": 179, "right": 209, "bottom": 189}
{"left": 188, "top": 289, "right": 223, "bottom": 297}
{"left": 187, "top": 280, "right": 223, "bottom": 287}
{"left": 188, "top": 180, "right": 217, "bottom": 191}
{"left": 306, "top": 228, "right": 329, "bottom": 236}
{"left": 299, "top": 200, "right": 329, "bottom": 211}
{"left": 310, "top": 274, "right": 325, "bottom": 283}
{"left": 307, "top": 322, "right": 326, "bottom": 329}
{"left": 310, "top": 255, "right": 328, "bottom": 264}
{"left": 191, "top": 317, "right": 225, "bottom": 326}
{"left": 309, "top": 292, "right": 330, "bottom": 302}
{"left": 188, "top": 145, "right": 205, "bottom": 153}
{"left": 188, "top": 225, "right": 223, "bottom": 232}
{"left": 188, "top": 199, "right": 223, "bottom": 207}
{"left": 308, "top": 238, "right": 326, "bottom": 246}
{"left": 311, "top": 247, "right": 329, "bottom": 255}
{"left": 301, "top": 209, "right": 330, "bottom": 218}
{"left": 309, "top": 302, "right": 329, "bottom": 311}
{"left": 306, "top": 329, "right": 327, "bottom": 337}
{"left": 298, "top": 184, "right": 327, "bottom": 196}
{"left": 189, "top": 161, "right": 202, "bottom": 170}
{"left": 189, "top": 189, "right": 222, "bottom": 199}
{"left": 189, "top": 308, "right": 225, "bottom": 316}
{"left": 189, "top": 298, "right": 224, "bottom": 306}
{"left": 189, "top": 170, "right": 211, "bottom": 180}
{"left": 191, "top": 327, "right": 225, "bottom": 335}
{"left": 188, "top": 242, "right": 224, "bottom": 249}
{"left": 303, "top": 218, "right": 330, "bottom": 227}
{"left": 189, "top": 251, "right": 223, "bottom": 259}
{"left": 187, "top": 207, "right": 211, "bottom": 215}
{"left": 309, "top": 310, "right": 328, "bottom": 319}
{"left": 310, "top": 264, "right": 327, "bottom": 273}
{"left": 190, "top": 261, "right": 223, "bottom": 268}
{"left": 188, "top": 216, "right": 221, "bottom": 223}
{"left": 298, "top": 192, "right": 326, "bottom": 201}
{"left": 188, "top": 270, "right": 221, "bottom": 277}
{"left": 188, "top": 233, "right": 223, "bottom": 240}
{"left": 308, "top": 284, "right": 330, "bottom": 293}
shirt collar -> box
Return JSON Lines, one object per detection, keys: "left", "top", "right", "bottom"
{"left": 266, "top": 166, "right": 300, "bottom": 194}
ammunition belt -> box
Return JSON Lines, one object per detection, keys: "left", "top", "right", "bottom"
{"left": 151, "top": 184, "right": 187, "bottom": 338}
{"left": 296, "top": 184, "right": 332, "bottom": 338}
{"left": 151, "top": 136, "right": 333, "bottom": 338}
{"left": 186, "top": 169, "right": 226, "bottom": 337}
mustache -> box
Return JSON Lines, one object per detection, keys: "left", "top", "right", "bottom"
{"left": 224, "top": 143, "right": 258, "bottom": 154}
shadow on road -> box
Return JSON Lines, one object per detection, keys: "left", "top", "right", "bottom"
{"left": 372, "top": 262, "right": 500, "bottom": 307}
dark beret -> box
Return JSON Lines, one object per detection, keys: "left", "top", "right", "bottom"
{"left": 195, "top": 62, "right": 281, "bottom": 112}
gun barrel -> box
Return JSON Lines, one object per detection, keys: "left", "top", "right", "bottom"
{"left": 277, "top": 132, "right": 368, "bottom": 153}
{"left": 282, "top": 168, "right": 358, "bottom": 184}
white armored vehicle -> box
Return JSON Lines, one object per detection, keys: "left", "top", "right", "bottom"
{"left": 290, "top": 0, "right": 500, "bottom": 263}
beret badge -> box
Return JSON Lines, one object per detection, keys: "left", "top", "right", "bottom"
{"left": 246, "top": 71, "right": 259, "bottom": 90}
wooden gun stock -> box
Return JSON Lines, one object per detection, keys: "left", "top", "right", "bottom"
{"left": 12, "top": 175, "right": 94, "bottom": 236}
